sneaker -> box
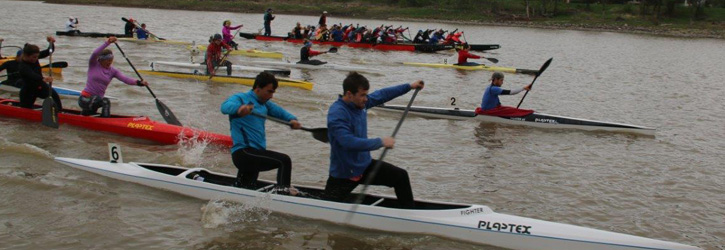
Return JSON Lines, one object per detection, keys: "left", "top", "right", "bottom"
{"left": 273, "top": 186, "right": 300, "bottom": 196}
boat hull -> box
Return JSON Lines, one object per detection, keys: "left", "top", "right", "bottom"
{"left": 117, "top": 37, "right": 192, "bottom": 45}
{"left": 54, "top": 157, "right": 700, "bottom": 250}
{"left": 402, "top": 62, "right": 538, "bottom": 75}
{"left": 138, "top": 70, "right": 314, "bottom": 91}
{"left": 55, "top": 31, "right": 132, "bottom": 38}
{"left": 239, "top": 32, "right": 455, "bottom": 53}
{"left": 0, "top": 99, "right": 232, "bottom": 147}
{"left": 374, "top": 105, "right": 655, "bottom": 136}
{"left": 188, "top": 45, "right": 283, "bottom": 59}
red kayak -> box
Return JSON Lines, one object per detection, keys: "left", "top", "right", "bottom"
{"left": 0, "top": 99, "right": 232, "bottom": 147}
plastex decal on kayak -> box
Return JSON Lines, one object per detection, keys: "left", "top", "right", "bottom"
{"left": 127, "top": 122, "right": 154, "bottom": 131}
{"left": 478, "top": 221, "right": 533, "bottom": 234}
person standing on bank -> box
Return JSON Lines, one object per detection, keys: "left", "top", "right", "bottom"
{"left": 220, "top": 72, "right": 302, "bottom": 194}
{"left": 325, "top": 72, "right": 424, "bottom": 208}
{"left": 263, "top": 8, "right": 275, "bottom": 36}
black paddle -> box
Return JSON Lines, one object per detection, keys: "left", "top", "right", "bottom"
{"left": 41, "top": 42, "right": 59, "bottom": 128}
{"left": 516, "top": 57, "right": 553, "bottom": 109}
{"left": 345, "top": 84, "right": 423, "bottom": 223}
{"left": 121, "top": 17, "right": 166, "bottom": 40}
{"left": 482, "top": 57, "right": 499, "bottom": 64}
{"left": 41, "top": 61, "right": 69, "bottom": 68}
{"left": 250, "top": 112, "right": 328, "bottom": 143}
{"left": 114, "top": 42, "right": 182, "bottom": 126}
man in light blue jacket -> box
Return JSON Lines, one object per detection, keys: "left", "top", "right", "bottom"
{"left": 325, "top": 72, "right": 424, "bottom": 208}
{"left": 221, "top": 72, "right": 302, "bottom": 193}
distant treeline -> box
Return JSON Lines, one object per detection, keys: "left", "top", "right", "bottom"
{"left": 351, "top": 0, "right": 724, "bottom": 21}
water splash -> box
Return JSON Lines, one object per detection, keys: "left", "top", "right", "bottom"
{"left": 175, "top": 128, "right": 210, "bottom": 166}
{"left": 0, "top": 138, "right": 54, "bottom": 159}
{"left": 200, "top": 195, "right": 273, "bottom": 229}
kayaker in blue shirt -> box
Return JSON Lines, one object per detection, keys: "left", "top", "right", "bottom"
{"left": 221, "top": 72, "right": 302, "bottom": 195}
{"left": 136, "top": 23, "right": 148, "bottom": 40}
{"left": 480, "top": 72, "right": 531, "bottom": 111}
{"left": 325, "top": 72, "right": 424, "bottom": 208}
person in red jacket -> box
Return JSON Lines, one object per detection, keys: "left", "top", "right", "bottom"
{"left": 206, "top": 33, "right": 233, "bottom": 76}
{"left": 456, "top": 43, "right": 483, "bottom": 66}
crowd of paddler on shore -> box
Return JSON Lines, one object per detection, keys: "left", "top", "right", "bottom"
{"left": 0, "top": 11, "right": 535, "bottom": 208}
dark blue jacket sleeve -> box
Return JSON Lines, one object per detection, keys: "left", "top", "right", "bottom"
{"left": 328, "top": 107, "right": 383, "bottom": 152}
{"left": 365, "top": 83, "right": 412, "bottom": 109}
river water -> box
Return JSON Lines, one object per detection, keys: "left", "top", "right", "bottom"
{"left": 1, "top": 1, "right": 723, "bottom": 249}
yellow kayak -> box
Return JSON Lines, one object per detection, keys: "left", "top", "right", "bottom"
{"left": 1, "top": 57, "right": 63, "bottom": 75}
{"left": 188, "top": 45, "right": 283, "bottom": 59}
{"left": 117, "top": 37, "right": 192, "bottom": 46}
{"left": 138, "top": 70, "right": 313, "bottom": 91}
{"left": 402, "top": 62, "right": 538, "bottom": 75}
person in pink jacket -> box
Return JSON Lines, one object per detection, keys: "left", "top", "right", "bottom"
{"left": 223, "top": 20, "right": 243, "bottom": 50}
{"left": 78, "top": 36, "right": 148, "bottom": 117}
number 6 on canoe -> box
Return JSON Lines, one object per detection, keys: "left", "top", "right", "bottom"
{"left": 113, "top": 43, "right": 183, "bottom": 126}
{"left": 249, "top": 112, "right": 328, "bottom": 143}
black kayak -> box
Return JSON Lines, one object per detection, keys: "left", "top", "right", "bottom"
{"left": 55, "top": 31, "right": 132, "bottom": 38}
{"left": 468, "top": 44, "right": 501, "bottom": 51}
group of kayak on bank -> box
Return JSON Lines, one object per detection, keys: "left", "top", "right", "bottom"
{"left": 0, "top": 36, "right": 148, "bottom": 117}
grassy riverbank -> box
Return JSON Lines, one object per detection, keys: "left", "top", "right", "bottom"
{"left": 40, "top": 0, "right": 725, "bottom": 38}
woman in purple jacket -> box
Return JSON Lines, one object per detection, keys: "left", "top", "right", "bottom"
{"left": 78, "top": 37, "right": 148, "bottom": 117}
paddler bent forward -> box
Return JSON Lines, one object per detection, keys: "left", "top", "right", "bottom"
{"left": 221, "top": 72, "right": 302, "bottom": 195}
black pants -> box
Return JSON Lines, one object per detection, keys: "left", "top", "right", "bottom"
{"left": 324, "top": 160, "right": 415, "bottom": 208}
{"left": 228, "top": 40, "right": 239, "bottom": 50}
{"left": 78, "top": 95, "right": 111, "bottom": 117}
{"left": 206, "top": 60, "right": 232, "bottom": 76}
{"left": 18, "top": 80, "right": 62, "bottom": 110}
{"left": 231, "top": 148, "right": 292, "bottom": 189}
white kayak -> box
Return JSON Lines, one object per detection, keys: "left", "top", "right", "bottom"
{"left": 238, "top": 60, "right": 381, "bottom": 74}
{"left": 55, "top": 155, "right": 699, "bottom": 250}
{"left": 374, "top": 105, "right": 656, "bottom": 136}
{"left": 150, "top": 61, "right": 291, "bottom": 75}
{"left": 0, "top": 83, "right": 117, "bottom": 99}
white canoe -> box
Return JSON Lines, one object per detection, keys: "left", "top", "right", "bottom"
{"left": 238, "top": 60, "right": 381, "bottom": 74}
{"left": 55, "top": 156, "right": 698, "bottom": 250}
{"left": 150, "top": 61, "right": 291, "bottom": 75}
{"left": 374, "top": 105, "right": 656, "bottom": 136}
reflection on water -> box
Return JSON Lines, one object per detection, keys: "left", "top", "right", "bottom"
{"left": 474, "top": 122, "right": 504, "bottom": 149}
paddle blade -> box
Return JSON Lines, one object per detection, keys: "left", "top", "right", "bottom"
{"left": 486, "top": 57, "right": 499, "bottom": 64}
{"left": 328, "top": 47, "right": 338, "bottom": 53}
{"left": 155, "top": 99, "right": 182, "bottom": 126}
{"left": 121, "top": 17, "right": 129, "bottom": 22}
{"left": 308, "top": 128, "right": 329, "bottom": 143}
{"left": 536, "top": 57, "right": 553, "bottom": 77}
{"left": 41, "top": 61, "right": 69, "bottom": 68}
{"left": 42, "top": 98, "right": 59, "bottom": 129}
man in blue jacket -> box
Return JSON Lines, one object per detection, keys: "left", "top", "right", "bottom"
{"left": 221, "top": 72, "right": 302, "bottom": 194}
{"left": 325, "top": 72, "right": 424, "bottom": 208}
